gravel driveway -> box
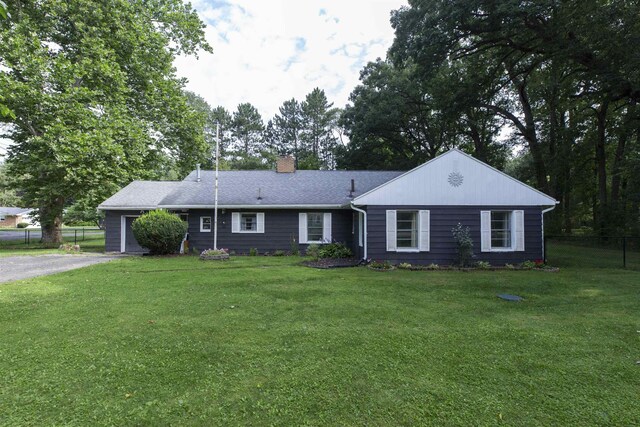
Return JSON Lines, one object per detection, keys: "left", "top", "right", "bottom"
{"left": 0, "top": 254, "right": 123, "bottom": 284}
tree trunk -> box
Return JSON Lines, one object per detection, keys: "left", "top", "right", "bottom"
{"left": 40, "top": 196, "right": 65, "bottom": 245}
{"left": 507, "top": 67, "right": 549, "bottom": 193}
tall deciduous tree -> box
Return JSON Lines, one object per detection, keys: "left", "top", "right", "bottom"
{"left": 0, "top": 0, "right": 211, "bottom": 243}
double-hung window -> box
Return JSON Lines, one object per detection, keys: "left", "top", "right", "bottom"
{"left": 396, "top": 211, "right": 418, "bottom": 250}
{"left": 386, "top": 210, "right": 430, "bottom": 252}
{"left": 299, "top": 212, "right": 332, "bottom": 243}
{"left": 241, "top": 213, "right": 257, "bottom": 232}
{"left": 232, "top": 212, "right": 265, "bottom": 233}
{"left": 200, "top": 216, "right": 211, "bottom": 232}
{"left": 307, "top": 213, "right": 324, "bottom": 242}
{"left": 490, "top": 211, "right": 512, "bottom": 249}
{"left": 480, "top": 210, "right": 524, "bottom": 252}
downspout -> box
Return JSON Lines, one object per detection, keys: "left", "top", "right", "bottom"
{"left": 541, "top": 203, "right": 558, "bottom": 262}
{"left": 350, "top": 202, "right": 367, "bottom": 261}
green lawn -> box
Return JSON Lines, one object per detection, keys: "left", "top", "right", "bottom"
{"left": 0, "top": 250, "right": 638, "bottom": 425}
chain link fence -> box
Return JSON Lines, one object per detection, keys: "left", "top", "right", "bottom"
{"left": 0, "top": 228, "right": 105, "bottom": 250}
{"left": 546, "top": 235, "right": 640, "bottom": 270}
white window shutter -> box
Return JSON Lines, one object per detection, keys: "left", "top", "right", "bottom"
{"left": 480, "top": 211, "right": 491, "bottom": 252}
{"left": 257, "top": 212, "right": 265, "bottom": 233}
{"left": 232, "top": 212, "right": 240, "bottom": 233}
{"left": 299, "top": 213, "right": 307, "bottom": 244}
{"left": 419, "top": 210, "right": 430, "bottom": 252}
{"left": 386, "top": 210, "right": 397, "bottom": 252}
{"left": 323, "top": 213, "right": 332, "bottom": 242}
{"left": 514, "top": 210, "right": 525, "bottom": 251}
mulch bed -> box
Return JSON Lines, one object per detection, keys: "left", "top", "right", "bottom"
{"left": 302, "top": 258, "right": 362, "bottom": 269}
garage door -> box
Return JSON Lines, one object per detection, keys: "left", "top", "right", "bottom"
{"left": 124, "top": 216, "right": 146, "bottom": 253}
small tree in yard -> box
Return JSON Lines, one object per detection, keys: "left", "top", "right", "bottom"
{"left": 451, "top": 223, "right": 474, "bottom": 267}
{"left": 132, "top": 210, "right": 187, "bottom": 255}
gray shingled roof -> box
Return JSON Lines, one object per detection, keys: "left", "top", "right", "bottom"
{"left": 99, "top": 170, "right": 403, "bottom": 209}
{"left": 98, "top": 181, "right": 183, "bottom": 209}
{"left": 0, "top": 207, "right": 33, "bottom": 216}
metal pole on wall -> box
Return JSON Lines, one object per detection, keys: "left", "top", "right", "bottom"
{"left": 213, "top": 123, "right": 220, "bottom": 250}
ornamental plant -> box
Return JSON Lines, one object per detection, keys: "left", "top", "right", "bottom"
{"left": 451, "top": 223, "right": 474, "bottom": 267}
{"left": 131, "top": 210, "right": 187, "bottom": 255}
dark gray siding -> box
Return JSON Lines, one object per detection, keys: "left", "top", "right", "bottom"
{"left": 104, "top": 210, "right": 146, "bottom": 252}
{"left": 186, "top": 209, "right": 354, "bottom": 254}
{"left": 366, "top": 205, "right": 543, "bottom": 265}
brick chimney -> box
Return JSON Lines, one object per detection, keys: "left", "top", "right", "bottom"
{"left": 276, "top": 155, "right": 295, "bottom": 173}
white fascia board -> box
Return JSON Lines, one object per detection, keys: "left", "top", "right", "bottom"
{"left": 157, "top": 204, "right": 346, "bottom": 210}
{"left": 98, "top": 206, "right": 159, "bottom": 211}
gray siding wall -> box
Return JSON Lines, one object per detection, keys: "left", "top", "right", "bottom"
{"left": 104, "top": 209, "right": 144, "bottom": 252}
{"left": 366, "top": 205, "right": 543, "bottom": 265}
{"left": 186, "top": 209, "right": 354, "bottom": 254}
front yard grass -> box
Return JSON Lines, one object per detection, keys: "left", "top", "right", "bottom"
{"left": 1, "top": 253, "right": 638, "bottom": 425}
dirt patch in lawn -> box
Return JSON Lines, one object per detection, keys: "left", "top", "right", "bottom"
{"left": 302, "top": 258, "right": 361, "bottom": 269}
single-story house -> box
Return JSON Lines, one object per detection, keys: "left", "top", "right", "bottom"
{"left": 99, "top": 149, "right": 558, "bottom": 264}
{"left": 0, "top": 207, "right": 38, "bottom": 228}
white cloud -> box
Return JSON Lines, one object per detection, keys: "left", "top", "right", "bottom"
{"left": 174, "top": 0, "right": 407, "bottom": 120}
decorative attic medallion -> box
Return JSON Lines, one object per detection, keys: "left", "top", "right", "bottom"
{"left": 448, "top": 171, "right": 464, "bottom": 187}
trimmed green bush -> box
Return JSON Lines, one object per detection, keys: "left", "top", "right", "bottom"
{"left": 16, "top": 222, "right": 29, "bottom": 228}
{"left": 318, "top": 242, "right": 353, "bottom": 259}
{"left": 131, "top": 210, "right": 187, "bottom": 255}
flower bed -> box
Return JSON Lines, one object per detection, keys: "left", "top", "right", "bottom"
{"left": 200, "top": 248, "right": 230, "bottom": 261}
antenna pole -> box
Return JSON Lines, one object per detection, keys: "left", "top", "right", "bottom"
{"left": 213, "top": 123, "right": 220, "bottom": 250}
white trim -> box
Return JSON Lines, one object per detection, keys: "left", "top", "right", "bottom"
{"left": 352, "top": 148, "right": 558, "bottom": 206}
{"left": 386, "top": 210, "right": 397, "bottom": 252}
{"left": 323, "top": 212, "right": 332, "bottom": 242}
{"left": 350, "top": 204, "right": 367, "bottom": 260}
{"left": 120, "top": 215, "right": 140, "bottom": 253}
{"left": 358, "top": 212, "right": 363, "bottom": 247}
{"left": 299, "top": 213, "right": 308, "bottom": 244}
{"left": 99, "top": 206, "right": 157, "bottom": 211}
{"left": 514, "top": 210, "right": 525, "bottom": 251}
{"left": 418, "top": 209, "right": 430, "bottom": 252}
{"left": 200, "top": 216, "right": 212, "bottom": 233}
{"left": 541, "top": 205, "right": 556, "bottom": 261}
{"left": 482, "top": 210, "right": 525, "bottom": 253}
{"left": 158, "top": 204, "right": 345, "bottom": 209}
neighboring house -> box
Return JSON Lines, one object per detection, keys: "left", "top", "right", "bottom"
{"left": 99, "top": 149, "right": 558, "bottom": 264}
{"left": 0, "top": 207, "right": 38, "bottom": 228}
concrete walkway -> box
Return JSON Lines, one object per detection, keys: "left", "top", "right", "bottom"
{"left": 0, "top": 254, "right": 123, "bottom": 284}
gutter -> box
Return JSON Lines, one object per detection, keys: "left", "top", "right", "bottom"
{"left": 541, "top": 203, "right": 559, "bottom": 262}
{"left": 350, "top": 202, "right": 367, "bottom": 261}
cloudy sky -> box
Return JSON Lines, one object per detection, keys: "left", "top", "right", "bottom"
{"left": 0, "top": 0, "right": 407, "bottom": 158}
{"left": 175, "top": 0, "right": 407, "bottom": 119}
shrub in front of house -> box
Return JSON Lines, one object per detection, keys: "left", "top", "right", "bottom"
{"left": 306, "top": 243, "right": 320, "bottom": 259}
{"left": 451, "top": 223, "right": 474, "bottom": 267}
{"left": 318, "top": 242, "right": 353, "bottom": 259}
{"left": 131, "top": 210, "right": 187, "bottom": 255}
{"left": 16, "top": 222, "right": 29, "bottom": 228}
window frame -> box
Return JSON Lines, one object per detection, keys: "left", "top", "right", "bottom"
{"left": 395, "top": 210, "right": 420, "bottom": 252}
{"left": 238, "top": 212, "right": 259, "bottom": 233}
{"left": 490, "top": 210, "right": 514, "bottom": 251}
{"left": 200, "top": 216, "right": 212, "bottom": 233}
{"left": 306, "top": 212, "right": 324, "bottom": 243}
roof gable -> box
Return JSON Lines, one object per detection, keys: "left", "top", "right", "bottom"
{"left": 353, "top": 149, "right": 557, "bottom": 206}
